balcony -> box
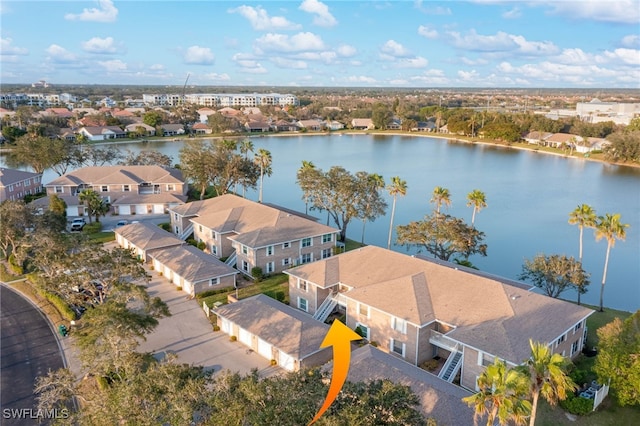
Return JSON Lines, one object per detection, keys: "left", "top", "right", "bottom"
{"left": 429, "top": 330, "right": 460, "bottom": 353}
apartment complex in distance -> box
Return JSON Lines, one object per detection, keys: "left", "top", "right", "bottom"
{"left": 142, "top": 93, "right": 299, "bottom": 107}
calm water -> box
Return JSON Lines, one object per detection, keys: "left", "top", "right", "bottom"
{"left": 5, "top": 134, "right": 640, "bottom": 312}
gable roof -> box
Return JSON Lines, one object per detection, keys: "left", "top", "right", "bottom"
{"left": 45, "top": 165, "right": 184, "bottom": 187}
{"left": 343, "top": 345, "right": 474, "bottom": 425}
{"left": 174, "top": 194, "right": 337, "bottom": 247}
{"left": 214, "top": 294, "right": 329, "bottom": 360}
{"left": 149, "top": 245, "right": 237, "bottom": 282}
{"left": 286, "top": 245, "right": 593, "bottom": 364}
{"left": 115, "top": 222, "right": 185, "bottom": 251}
{"left": 81, "top": 126, "right": 126, "bottom": 136}
{"left": 0, "top": 168, "right": 41, "bottom": 186}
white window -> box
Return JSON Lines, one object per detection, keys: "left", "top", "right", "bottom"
{"left": 556, "top": 334, "right": 566, "bottom": 347}
{"left": 479, "top": 352, "right": 493, "bottom": 367}
{"left": 55, "top": 186, "right": 63, "bottom": 193}
{"left": 574, "top": 322, "right": 582, "bottom": 332}
{"left": 265, "top": 261, "right": 274, "bottom": 274}
{"left": 298, "top": 297, "right": 308, "bottom": 312}
{"left": 209, "top": 277, "right": 220, "bottom": 286}
{"left": 298, "top": 279, "right": 307, "bottom": 291}
{"left": 301, "top": 253, "right": 312, "bottom": 264}
{"left": 101, "top": 185, "right": 108, "bottom": 192}
{"left": 242, "top": 245, "right": 248, "bottom": 255}
{"left": 282, "top": 258, "right": 291, "bottom": 267}
{"left": 390, "top": 339, "right": 405, "bottom": 357}
{"left": 322, "top": 233, "right": 333, "bottom": 243}
{"left": 282, "top": 241, "right": 290, "bottom": 249}
{"left": 123, "top": 184, "right": 130, "bottom": 192}
{"left": 301, "top": 237, "right": 312, "bottom": 248}
{"left": 167, "top": 184, "right": 175, "bottom": 191}
{"left": 211, "top": 231, "right": 216, "bottom": 239}
{"left": 174, "top": 213, "right": 178, "bottom": 221}
{"left": 571, "top": 340, "right": 580, "bottom": 356}
{"left": 266, "top": 245, "right": 274, "bottom": 256}
{"left": 358, "top": 303, "right": 369, "bottom": 318}
{"left": 356, "top": 323, "right": 369, "bottom": 340}
{"left": 211, "top": 245, "right": 217, "bottom": 255}
{"left": 198, "top": 225, "right": 203, "bottom": 233}
{"left": 322, "top": 248, "right": 332, "bottom": 259}
{"left": 392, "top": 317, "right": 407, "bottom": 334}
{"left": 242, "top": 260, "right": 249, "bottom": 272}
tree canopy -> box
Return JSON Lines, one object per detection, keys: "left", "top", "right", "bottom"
{"left": 518, "top": 253, "right": 590, "bottom": 299}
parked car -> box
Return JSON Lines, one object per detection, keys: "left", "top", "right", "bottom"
{"left": 70, "top": 218, "right": 86, "bottom": 231}
{"left": 116, "top": 220, "right": 128, "bottom": 227}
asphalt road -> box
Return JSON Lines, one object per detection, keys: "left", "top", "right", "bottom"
{"left": 0, "top": 285, "right": 65, "bottom": 426}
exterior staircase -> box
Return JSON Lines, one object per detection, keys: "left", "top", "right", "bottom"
{"left": 313, "top": 293, "right": 339, "bottom": 322}
{"left": 439, "top": 350, "right": 463, "bottom": 382}
{"left": 179, "top": 224, "right": 194, "bottom": 240}
{"left": 225, "top": 252, "right": 237, "bottom": 267}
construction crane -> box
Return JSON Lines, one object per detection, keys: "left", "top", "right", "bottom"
{"left": 181, "top": 73, "right": 190, "bottom": 105}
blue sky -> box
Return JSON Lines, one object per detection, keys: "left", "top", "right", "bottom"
{"left": 1, "top": 0, "right": 639, "bottom": 88}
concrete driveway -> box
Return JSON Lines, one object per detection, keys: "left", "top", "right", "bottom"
{"left": 138, "top": 265, "right": 280, "bottom": 378}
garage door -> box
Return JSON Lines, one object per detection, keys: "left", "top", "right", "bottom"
{"left": 135, "top": 205, "right": 146, "bottom": 215}
{"left": 164, "top": 265, "right": 172, "bottom": 280}
{"left": 257, "top": 338, "right": 272, "bottom": 359}
{"left": 119, "top": 205, "right": 131, "bottom": 215}
{"left": 183, "top": 281, "right": 192, "bottom": 294}
{"left": 220, "top": 318, "right": 230, "bottom": 334}
{"left": 278, "top": 351, "right": 296, "bottom": 372}
{"left": 238, "top": 328, "right": 252, "bottom": 346}
{"left": 172, "top": 273, "right": 181, "bottom": 286}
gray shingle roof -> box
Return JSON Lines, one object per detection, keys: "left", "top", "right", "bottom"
{"left": 115, "top": 222, "right": 185, "bottom": 251}
{"left": 45, "top": 165, "right": 184, "bottom": 187}
{"left": 0, "top": 168, "right": 41, "bottom": 186}
{"left": 214, "top": 294, "right": 329, "bottom": 359}
{"left": 149, "top": 245, "right": 237, "bottom": 282}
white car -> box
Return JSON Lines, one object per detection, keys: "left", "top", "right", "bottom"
{"left": 70, "top": 218, "right": 86, "bottom": 231}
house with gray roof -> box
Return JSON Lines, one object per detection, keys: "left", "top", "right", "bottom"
{"left": 114, "top": 222, "right": 185, "bottom": 262}
{"left": 45, "top": 165, "right": 187, "bottom": 217}
{"left": 0, "top": 167, "right": 43, "bottom": 202}
{"left": 339, "top": 345, "right": 475, "bottom": 425}
{"left": 149, "top": 244, "right": 237, "bottom": 296}
{"left": 78, "top": 126, "right": 126, "bottom": 141}
{"left": 169, "top": 194, "right": 339, "bottom": 276}
{"left": 214, "top": 294, "right": 332, "bottom": 371}
{"left": 285, "top": 245, "right": 593, "bottom": 391}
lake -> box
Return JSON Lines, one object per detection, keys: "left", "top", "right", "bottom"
{"left": 5, "top": 134, "right": 640, "bottom": 312}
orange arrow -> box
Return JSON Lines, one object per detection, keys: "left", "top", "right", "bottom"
{"left": 308, "top": 320, "right": 362, "bottom": 425}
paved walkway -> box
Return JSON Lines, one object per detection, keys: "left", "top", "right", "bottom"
{"left": 138, "top": 265, "right": 281, "bottom": 378}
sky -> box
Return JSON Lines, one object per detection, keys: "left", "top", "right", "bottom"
{"left": 1, "top": 0, "right": 639, "bottom": 88}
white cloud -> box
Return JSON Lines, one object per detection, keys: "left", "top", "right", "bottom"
{"left": 232, "top": 53, "right": 268, "bottom": 74}
{"left": 98, "top": 59, "right": 127, "bottom": 72}
{"left": 150, "top": 64, "right": 165, "bottom": 71}
{"left": 380, "top": 40, "right": 411, "bottom": 58}
{"left": 271, "top": 57, "right": 308, "bottom": 69}
{"left": 447, "top": 30, "right": 558, "bottom": 56}
{"left": 395, "top": 56, "right": 429, "bottom": 69}
{"left": 65, "top": 0, "right": 118, "bottom": 23}
{"left": 602, "top": 48, "right": 640, "bottom": 66}
{"left": 554, "top": 48, "right": 591, "bottom": 65}
{"left": 230, "top": 5, "right": 300, "bottom": 30}
{"left": 409, "top": 69, "right": 449, "bottom": 85}
{"left": 414, "top": 0, "right": 451, "bottom": 15}
{"left": 502, "top": 7, "right": 521, "bottom": 19}
{"left": 296, "top": 51, "right": 337, "bottom": 64}
{"left": 344, "top": 75, "right": 377, "bottom": 84}
{"left": 81, "top": 37, "right": 117, "bottom": 54}
{"left": 1, "top": 38, "right": 28, "bottom": 55}
{"left": 546, "top": 0, "right": 639, "bottom": 25}
{"left": 46, "top": 44, "right": 77, "bottom": 63}
{"left": 184, "top": 46, "right": 215, "bottom": 65}
{"left": 417, "top": 26, "right": 438, "bottom": 39}
{"left": 457, "top": 70, "right": 480, "bottom": 81}
{"left": 203, "top": 72, "right": 231, "bottom": 81}
{"left": 299, "top": 0, "right": 337, "bottom": 27}
{"left": 621, "top": 34, "right": 640, "bottom": 48}
{"left": 336, "top": 44, "right": 357, "bottom": 57}
{"left": 255, "top": 32, "right": 325, "bottom": 53}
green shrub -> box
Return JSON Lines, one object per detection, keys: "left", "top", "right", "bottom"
{"left": 186, "top": 238, "right": 198, "bottom": 247}
{"left": 159, "top": 223, "right": 171, "bottom": 232}
{"left": 176, "top": 286, "right": 182, "bottom": 292}
{"left": 270, "top": 359, "right": 277, "bottom": 366}
{"left": 197, "top": 287, "right": 234, "bottom": 299}
{"left": 560, "top": 393, "right": 593, "bottom": 416}
{"left": 35, "top": 288, "right": 77, "bottom": 321}
{"left": 83, "top": 222, "right": 102, "bottom": 234}
{"left": 370, "top": 341, "right": 379, "bottom": 347}
{"left": 421, "top": 359, "right": 440, "bottom": 372}
{"left": 230, "top": 335, "right": 237, "bottom": 342}
{"left": 8, "top": 253, "right": 24, "bottom": 275}
{"left": 197, "top": 241, "right": 206, "bottom": 251}
{"left": 96, "top": 376, "right": 110, "bottom": 391}
{"left": 212, "top": 325, "right": 220, "bottom": 332}
{"left": 251, "top": 266, "right": 263, "bottom": 282}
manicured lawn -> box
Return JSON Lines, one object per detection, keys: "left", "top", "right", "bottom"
{"left": 198, "top": 273, "right": 289, "bottom": 308}
{"left": 535, "top": 305, "right": 639, "bottom": 425}
{"left": 86, "top": 231, "right": 116, "bottom": 243}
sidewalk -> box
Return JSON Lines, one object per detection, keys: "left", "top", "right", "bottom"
{"left": 138, "top": 265, "right": 281, "bottom": 377}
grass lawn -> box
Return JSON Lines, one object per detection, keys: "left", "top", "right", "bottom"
{"left": 198, "top": 273, "right": 289, "bottom": 308}
{"left": 0, "top": 262, "right": 25, "bottom": 282}
{"left": 535, "top": 305, "right": 640, "bottom": 425}
{"left": 86, "top": 231, "right": 116, "bottom": 243}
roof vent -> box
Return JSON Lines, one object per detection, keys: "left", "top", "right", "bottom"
{"left": 511, "top": 295, "right": 520, "bottom": 300}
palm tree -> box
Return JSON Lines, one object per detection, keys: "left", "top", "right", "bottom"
{"left": 254, "top": 148, "right": 272, "bottom": 203}
{"left": 568, "top": 204, "right": 597, "bottom": 304}
{"left": 466, "top": 189, "right": 487, "bottom": 227}
{"left": 463, "top": 358, "right": 531, "bottom": 426}
{"left": 239, "top": 139, "right": 254, "bottom": 197}
{"left": 361, "top": 173, "right": 385, "bottom": 244}
{"left": 387, "top": 176, "right": 407, "bottom": 250}
{"left": 519, "top": 340, "right": 577, "bottom": 426}
{"left": 297, "top": 160, "right": 316, "bottom": 215}
{"left": 430, "top": 186, "right": 451, "bottom": 214}
{"left": 594, "top": 213, "right": 629, "bottom": 312}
